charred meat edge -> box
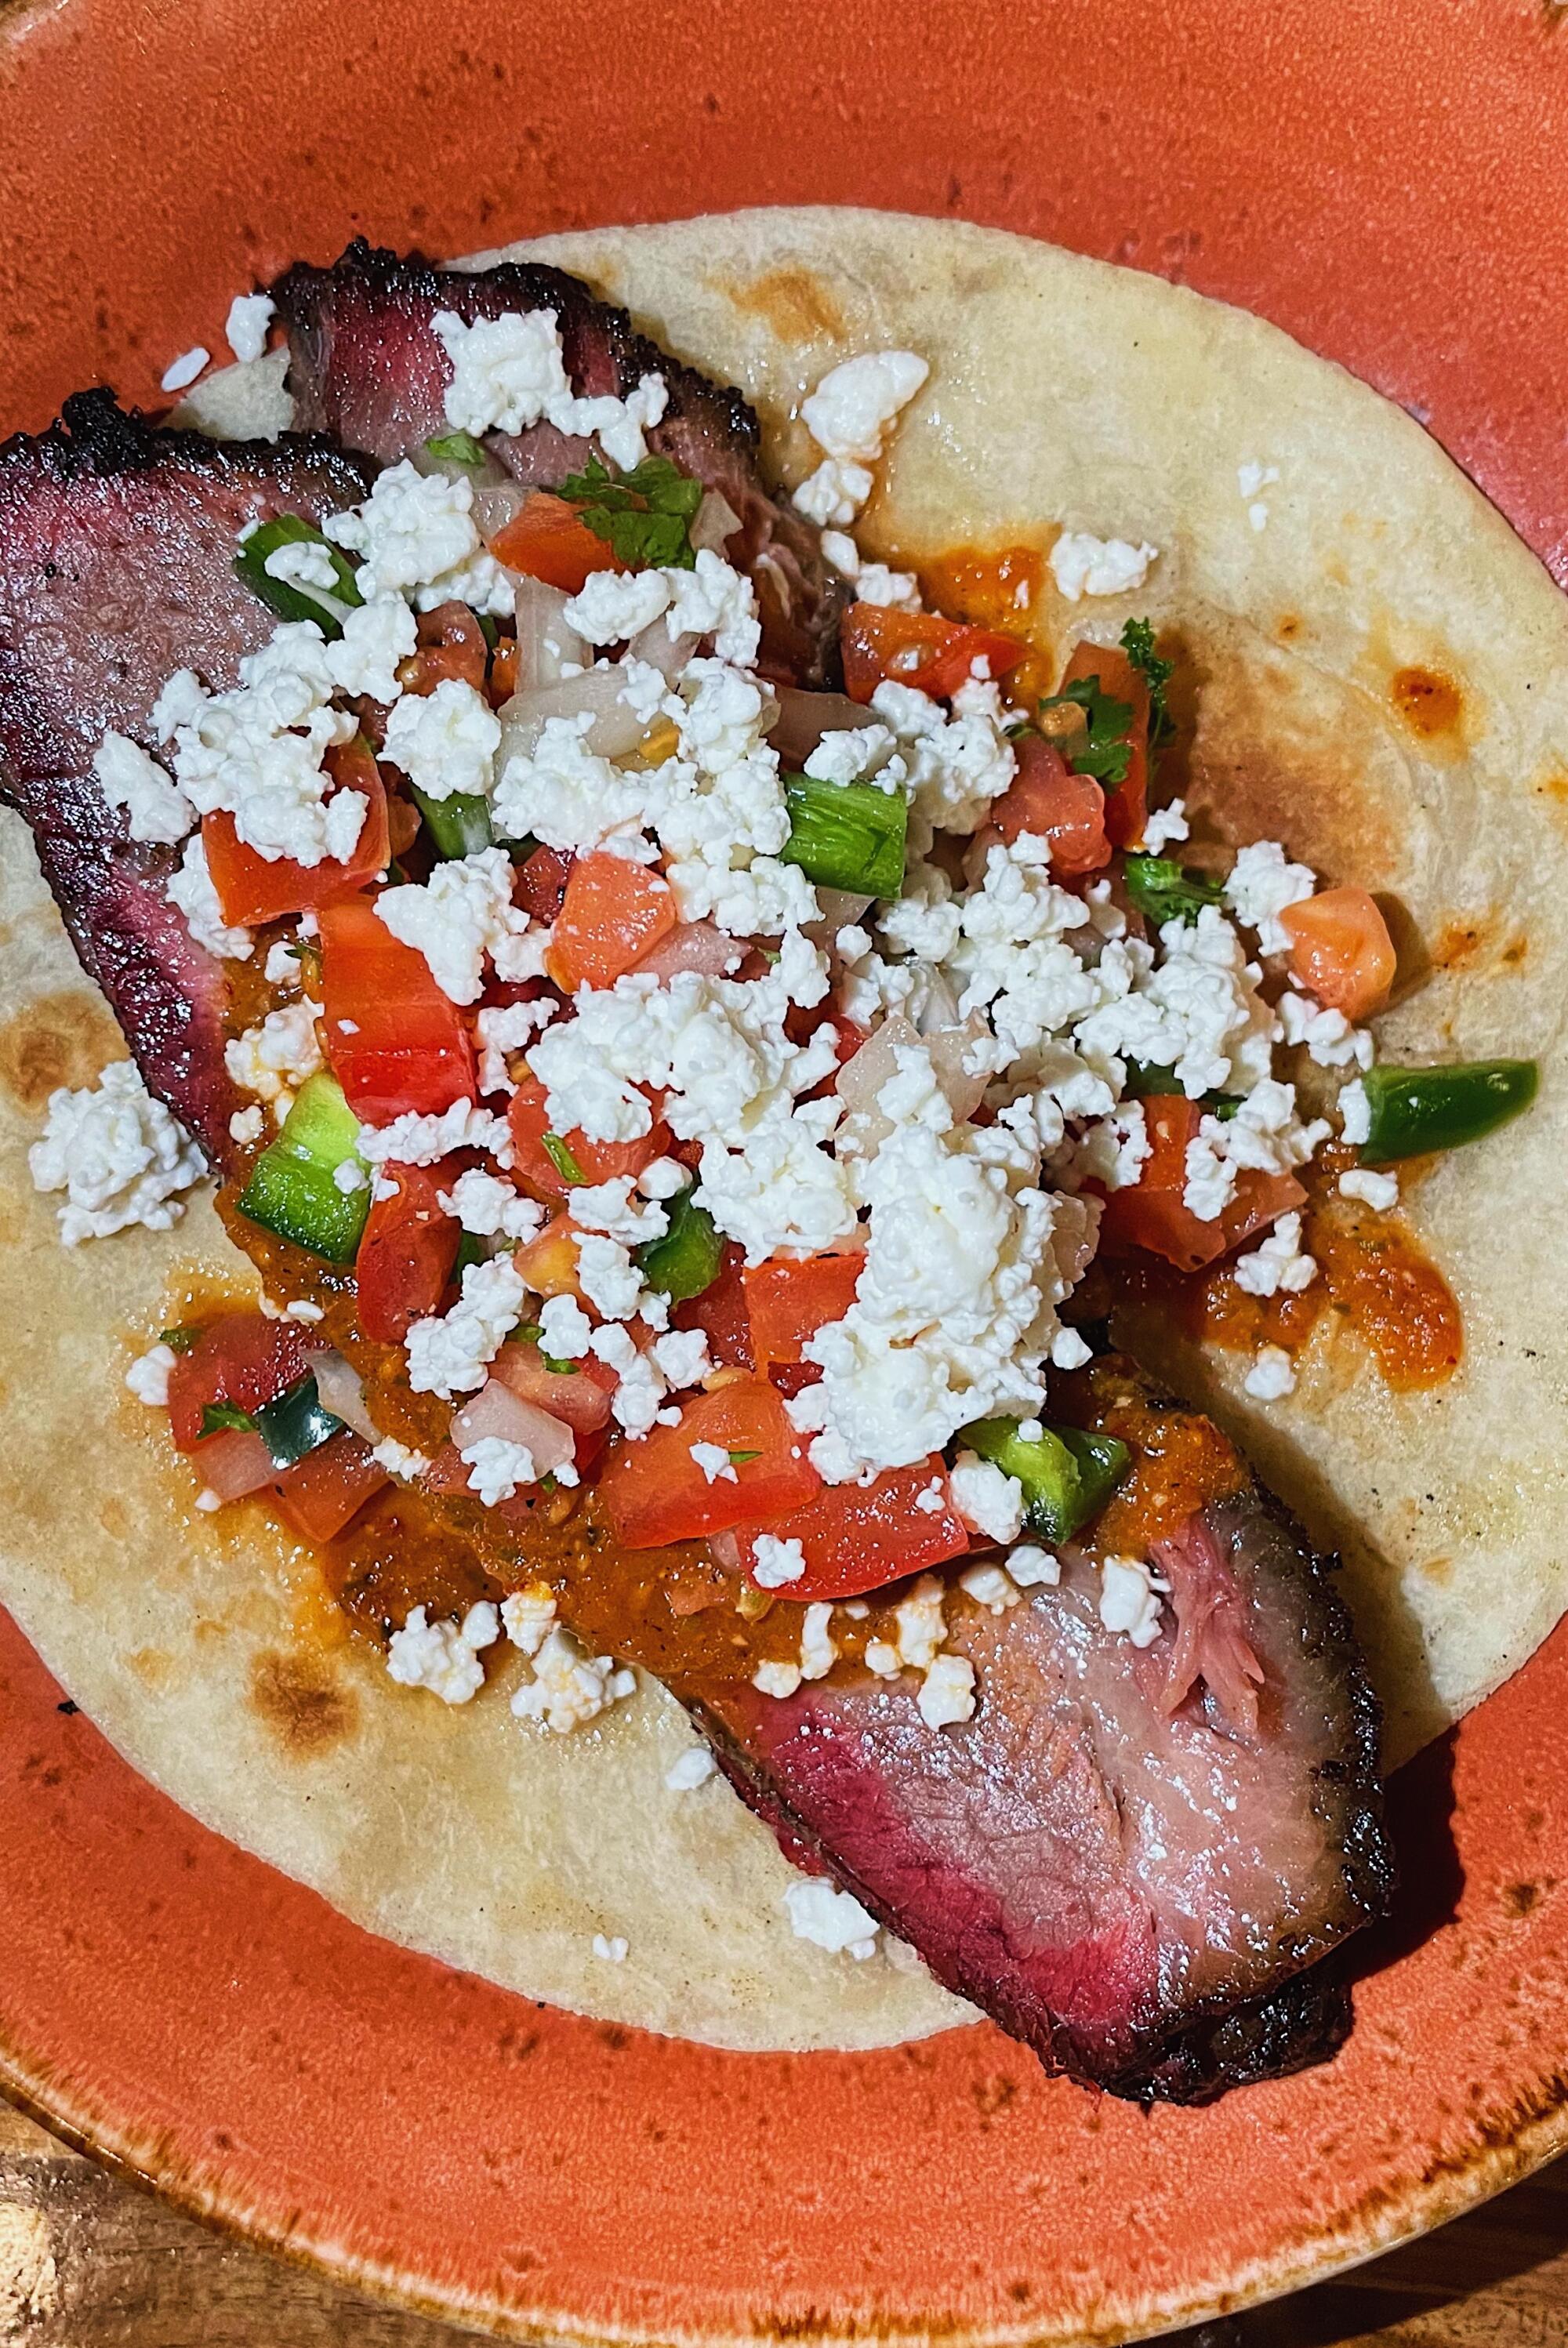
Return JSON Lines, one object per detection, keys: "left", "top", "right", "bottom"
{"left": 270, "top": 237, "right": 848, "bottom": 691}
{"left": 0, "top": 390, "right": 372, "bottom": 1163}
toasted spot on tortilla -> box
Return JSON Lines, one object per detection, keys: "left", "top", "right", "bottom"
{"left": 129, "top": 1646, "right": 173, "bottom": 1689}
{"left": 0, "top": 989, "right": 124, "bottom": 1109}
{"left": 1392, "top": 664, "right": 1465, "bottom": 742}
{"left": 718, "top": 266, "right": 846, "bottom": 343}
{"left": 1419, "top": 1554, "right": 1454, "bottom": 1586}
{"left": 1431, "top": 914, "right": 1494, "bottom": 971}
{"left": 98, "top": 1497, "right": 129, "bottom": 1541}
{"left": 250, "top": 1648, "right": 358, "bottom": 1757}
{"left": 1505, "top": 1881, "right": 1541, "bottom": 1918}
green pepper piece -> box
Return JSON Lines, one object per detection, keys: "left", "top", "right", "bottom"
{"left": 409, "top": 782, "right": 493, "bottom": 859}
{"left": 1121, "top": 855, "right": 1225, "bottom": 926}
{"left": 233, "top": 515, "right": 362, "bottom": 637}
{"left": 637, "top": 1184, "right": 724, "bottom": 1302}
{"left": 238, "top": 1073, "right": 370, "bottom": 1264}
{"left": 1359, "top": 1059, "right": 1538, "bottom": 1166}
{"left": 958, "top": 1416, "right": 1131, "bottom": 1545}
{"left": 254, "top": 1374, "right": 347, "bottom": 1472}
{"left": 780, "top": 771, "right": 908, "bottom": 898}
{"left": 1123, "top": 1061, "right": 1243, "bottom": 1118}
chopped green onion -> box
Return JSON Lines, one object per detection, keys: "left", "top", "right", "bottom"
{"left": 1123, "top": 1061, "right": 1242, "bottom": 1118}
{"left": 542, "top": 1132, "right": 586, "bottom": 1185}
{"left": 424, "top": 429, "right": 486, "bottom": 468}
{"left": 728, "top": 1449, "right": 761, "bottom": 1466}
{"left": 637, "top": 1184, "right": 723, "bottom": 1302}
{"left": 254, "top": 1374, "right": 346, "bottom": 1472}
{"left": 238, "top": 1073, "right": 370, "bottom": 1264}
{"left": 200, "top": 1400, "right": 257, "bottom": 1437}
{"left": 158, "top": 1324, "right": 201, "bottom": 1353}
{"left": 410, "top": 782, "right": 493, "bottom": 859}
{"left": 1359, "top": 1059, "right": 1538, "bottom": 1166}
{"left": 542, "top": 1352, "right": 579, "bottom": 1376}
{"left": 234, "top": 515, "right": 362, "bottom": 638}
{"left": 958, "top": 1416, "right": 1131, "bottom": 1545}
{"left": 1037, "top": 677, "right": 1134, "bottom": 788}
{"left": 780, "top": 771, "right": 908, "bottom": 898}
{"left": 1122, "top": 854, "right": 1225, "bottom": 926}
{"left": 477, "top": 611, "right": 500, "bottom": 651}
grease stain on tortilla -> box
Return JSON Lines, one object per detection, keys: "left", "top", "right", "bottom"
{"left": 717, "top": 266, "right": 846, "bottom": 344}
{"left": 129, "top": 1647, "right": 173, "bottom": 1690}
{"left": 1391, "top": 665, "right": 1465, "bottom": 743}
{"left": 0, "top": 989, "right": 124, "bottom": 1109}
{"left": 249, "top": 1648, "right": 358, "bottom": 1758}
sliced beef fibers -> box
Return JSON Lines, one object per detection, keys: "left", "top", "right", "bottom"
{"left": 270, "top": 238, "right": 847, "bottom": 691}
{"left": 695, "top": 1366, "right": 1390, "bottom": 2103}
{"left": 0, "top": 391, "right": 371, "bottom": 1164}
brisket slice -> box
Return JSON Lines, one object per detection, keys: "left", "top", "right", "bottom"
{"left": 0, "top": 391, "right": 371, "bottom": 1164}
{"left": 270, "top": 238, "right": 848, "bottom": 691}
{"left": 695, "top": 1396, "right": 1390, "bottom": 2103}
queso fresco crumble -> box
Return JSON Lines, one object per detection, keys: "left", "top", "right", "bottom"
{"left": 34, "top": 311, "right": 1426, "bottom": 1747}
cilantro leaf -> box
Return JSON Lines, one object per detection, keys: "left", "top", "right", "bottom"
{"left": 1120, "top": 618, "right": 1174, "bottom": 748}
{"left": 1122, "top": 855, "right": 1226, "bottom": 926}
{"left": 424, "top": 429, "right": 486, "bottom": 468}
{"left": 158, "top": 1324, "right": 201, "bottom": 1353}
{"left": 200, "top": 1400, "right": 257, "bottom": 1436}
{"left": 557, "top": 454, "right": 704, "bottom": 572}
{"left": 1037, "top": 676, "right": 1134, "bottom": 789}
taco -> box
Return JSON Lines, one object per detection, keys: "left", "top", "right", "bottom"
{"left": 0, "top": 209, "right": 1559, "bottom": 2099}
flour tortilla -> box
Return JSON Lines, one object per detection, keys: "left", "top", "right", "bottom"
{"left": 4, "top": 209, "right": 1566, "bottom": 2052}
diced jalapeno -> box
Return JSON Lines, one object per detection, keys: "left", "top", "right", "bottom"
{"left": 234, "top": 515, "right": 362, "bottom": 637}
{"left": 410, "top": 782, "right": 493, "bottom": 859}
{"left": 636, "top": 1184, "right": 723, "bottom": 1302}
{"left": 1359, "top": 1059, "right": 1538, "bottom": 1165}
{"left": 254, "top": 1374, "right": 346, "bottom": 1471}
{"left": 780, "top": 771, "right": 908, "bottom": 898}
{"left": 958, "top": 1416, "right": 1131, "bottom": 1545}
{"left": 237, "top": 1073, "right": 369, "bottom": 1263}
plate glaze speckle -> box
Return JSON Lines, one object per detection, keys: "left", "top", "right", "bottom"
{"left": 3, "top": 1, "right": 1568, "bottom": 2336}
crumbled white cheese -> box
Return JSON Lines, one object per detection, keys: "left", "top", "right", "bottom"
{"left": 1140, "top": 797, "right": 1189, "bottom": 853}
{"left": 228, "top": 1105, "right": 266, "bottom": 1146}
{"left": 800, "top": 350, "right": 928, "bottom": 463}
{"left": 783, "top": 1877, "right": 880, "bottom": 1960}
{"left": 959, "top": 1562, "right": 1022, "bottom": 1613}
{"left": 510, "top": 1624, "right": 636, "bottom": 1733}
{"left": 1338, "top": 1078, "right": 1373, "bottom": 1146}
{"left": 892, "top": 1573, "right": 946, "bottom": 1671}
{"left": 382, "top": 677, "right": 501, "bottom": 803}
{"left": 947, "top": 1451, "right": 1025, "bottom": 1544}
{"left": 1340, "top": 1167, "right": 1399, "bottom": 1211}
{"left": 160, "top": 345, "right": 209, "bottom": 393}
{"left": 332, "top": 1159, "right": 368, "bottom": 1192}
{"left": 375, "top": 845, "right": 538, "bottom": 1004}
{"left": 1007, "top": 1543, "right": 1060, "bottom": 1588}
{"left": 475, "top": 995, "right": 559, "bottom": 1094}
{"left": 690, "top": 1440, "right": 738, "bottom": 1486}
{"left": 575, "top": 1232, "right": 644, "bottom": 1323}
{"left": 649, "top": 1326, "right": 713, "bottom": 1388}
{"left": 864, "top": 1640, "right": 900, "bottom": 1678}
{"left": 125, "top": 1341, "right": 177, "bottom": 1406}
{"left": 167, "top": 836, "right": 253, "bottom": 960}
{"left": 1098, "top": 1556, "right": 1163, "bottom": 1648}
{"left": 1243, "top": 1345, "right": 1298, "bottom": 1401}
{"left": 1233, "top": 1210, "right": 1317, "bottom": 1297}
{"left": 369, "top": 1436, "right": 431, "bottom": 1480}
{"left": 1277, "top": 989, "right": 1374, "bottom": 1071}
{"left": 324, "top": 459, "right": 508, "bottom": 613}
{"left": 385, "top": 1600, "right": 499, "bottom": 1704}
{"left": 224, "top": 292, "right": 274, "bottom": 363}
{"left": 263, "top": 539, "right": 342, "bottom": 598}
{"left": 564, "top": 567, "right": 673, "bottom": 646}
{"left": 792, "top": 458, "right": 874, "bottom": 529}
{"left": 663, "top": 553, "right": 762, "bottom": 669}
{"left": 405, "top": 1254, "right": 528, "bottom": 1397}
{"left": 802, "top": 1602, "right": 839, "bottom": 1680}
{"left": 325, "top": 593, "right": 418, "bottom": 703}
{"left": 665, "top": 1744, "right": 717, "bottom": 1791}
{"left": 1049, "top": 533, "right": 1158, "bottom": 601}
{"left": 433, "top": 307, "right": 668, "bottom": 471}
{"left": 437, "top": 1167, "right": 543, "bottom": 1242}
{"left": 753, "top": 1659, "right": 804, "bottom": 1699}
{"left": 538, "top": 1292, "right": 594, "bottom": 1362}
{"left": 1225, "top": 840, "right": 1316, "bottom": 956}
{"left": 224, "top": 1000, "right": 322, "bottom": 1105}
{"left": 93, "top": 732, "right": 194, "bottom": 844}
{"left": 461, "top": 1435, "right": 541, "bottom": 1507}
{"left": 592, "top": 1933, "right": 630, "bottom": 1963}
{"left": 917, "top": 1653, "right": 976, "bottom": 1729}
{"left": 499, "top": 1585, "right": 558, "bottom": 1658}
{"left": 752, "top": 1533, "right": 807, "bottom": 1588}
{"left": 29, "top": 1063, "right": 205, "bottom": 1246}
{"left": 571, "top": 1174, "right": 669, "bottom": 1249}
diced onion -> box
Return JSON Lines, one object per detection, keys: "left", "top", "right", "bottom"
{"left": 690, "top": 489, "right": 742, "bottom": 555}
{"left": 836, "top": 1011, "right": 989, "bottom": 1156}
{"left": 631, "top": 920, "right": 744, "bottom": 981}
{"left": 770, "top": 688, "right": 872, "bottom": 767}
{"left": 472, "top": 481, "right": 532, "bottom": 539}
{"left": 499, "top": 667, "right": 647, "bottom": 764}
{"left": 307, "top": 1348, "right": 381, "bottom": 1443}
{"left": 449, "top": 1377, "right": 576, "bottom": 1477}
{"left": 509, "top": 573, "right": 586, "bottom": 692}
{"left": 627, "top": 620, "right": 699, "bottom": 683}
{"left": 195, "top": 1427, "right": 276, "bottom": 1501}
{"left": 413, "top": 445, "right": 510, "bottom": 489}
{"left": 803, "top": 887, "right": 873, "bottom": 952}
{"left": 707, "top": 1530, "right": 742, "bottom": 1573}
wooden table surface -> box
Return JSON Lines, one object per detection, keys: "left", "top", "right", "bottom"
{"left": 2, "top": 2100, "right": 1565, "bottom": 2347}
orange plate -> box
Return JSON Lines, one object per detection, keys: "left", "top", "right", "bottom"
{"left": 4, "top": 0, "right": 1568, "bottom": 2335}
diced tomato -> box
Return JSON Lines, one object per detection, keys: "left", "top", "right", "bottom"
{"left": 985, "top": 735, "right": 1109, "bottom": 873}
{"left": 270, "top": 1432, "right": 389, "bottom": 1543}
{"left": 743, "top": 1251, "right": 863, "bottom": 1372}
{"left": 354, "top": 1161, "right": 463, "bottom": 1345}
{"left": 203, "top": 739, "right": 390, "bottom": 927}
{"left": 419, "top": 1443, "right": 473, "bottom": 1499}
{"left": 507, "top": 1079, "right": 673, "bottom": 1204}
{"left": 515, "top": 843, "right": 575, "bottom": 923}
{"left": 733, "top": 1457, "right": 970, "bottom": 1601}
{"left": 672, "top": 1239, "right": 754, "bottom": 1369}
{"left": 488, "top": 492, "right": 622, "bottom": 594}
{"left": 167, "top": 1314, "right": 311, "bottom": 1450}
{"left": 492, "top": 1338, "right": 614, "bottom": 1434}
{"left": 514, "top": 1210, "right": 587, "bottom": 1301}
{"left": 598, "top": 1378, "right": 821, "bottom": 1548}
{"left": 1058, "top": 641, "right": 1150, "bottom": 849}
{"left": 841, "top": 603, "right": 1030, "bottom": 706}
{"left": 1098, "top": 1095, "right": 1307, "bottom": 1272}
{"left": 917, "top": 546, "right": 1055, "bottom": 709}
{"left": 546, "top": 853, "right": 677, "bottom": 993}
{"left": 318, "top": 894, "right": 477, "bottom": 1121}
{"left": 1279, "top": 887, "right": 1396, "bottom": 1021}
{"left": 395, "top": 601, "right": 489, "bottom": 697}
